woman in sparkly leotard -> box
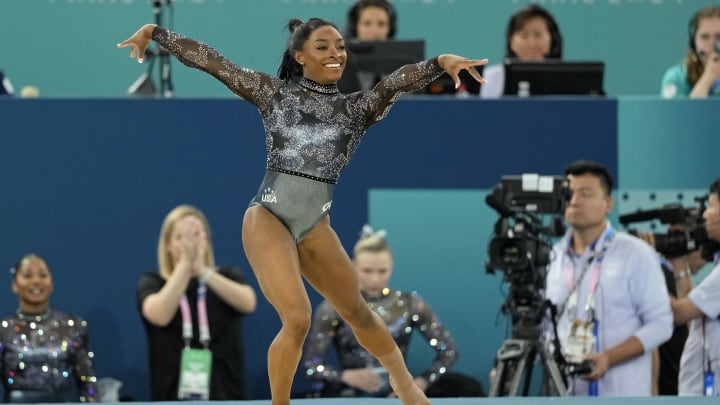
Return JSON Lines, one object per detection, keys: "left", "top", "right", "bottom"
{"left": 118, "top": 18, "right": 486, "bottom": 405}
{"left": 303, "top": 226, "right": 457, "bottom": 397}
{"left": 0, "top": 254, "right": 97, "bottom": 403}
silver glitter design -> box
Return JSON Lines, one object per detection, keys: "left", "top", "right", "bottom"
{"left": 153, "top": 27, "right": 444, "bottom": 183}
{"left": 0, "top": 310, "right": 97, "bottom": 402}
{"left": 302, "top": 289, "right": 456, "bottom": 384}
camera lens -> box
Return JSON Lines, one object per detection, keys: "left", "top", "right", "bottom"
{"left": 500, "top": 243, "right": 522, "bottom": 264}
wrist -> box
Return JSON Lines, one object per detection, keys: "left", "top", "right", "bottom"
{"left": 674, "top": 268, "right": 692, "bottom": 281}
{"left": 199, "top": 267, "right": 215, "bottom": 284}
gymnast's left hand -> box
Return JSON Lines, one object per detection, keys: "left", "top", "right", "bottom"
{"left": 116, "top": 24, "right": 158, "bottom": 63}
{"left": 438, "top": 54, "right": 488, "bottom": 90}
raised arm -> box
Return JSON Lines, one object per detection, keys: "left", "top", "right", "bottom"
{"left": 117, "top": 24, "right": 280, "bottom": 109}
{"left": 365, "top": 55, "right": 487, "bottom": 123}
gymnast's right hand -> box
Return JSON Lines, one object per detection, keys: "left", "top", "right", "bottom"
{"left": 117, "top": 24, "right": 158, "bottom": 63}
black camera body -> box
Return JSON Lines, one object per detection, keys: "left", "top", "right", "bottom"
{"left": 485, "top": 175, "right": 570, "bottom": 339}
{"left": 486, "top": 175, "right": 569, "bottom": 273}
{"left": 619, "top": 199, "right": 718, "bottom": 260}
{"left": 564, "top": 360, "right": 593, "bottom": 377}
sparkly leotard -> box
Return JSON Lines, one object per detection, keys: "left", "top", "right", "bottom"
{"left": 0, "top": 310, "right": 97, "bottom": 403}
{"left": 302, "top": 289, "right": 457, "bottom": 396}
{"left": 152, "top": 28, "right": 445, "bottom": 242}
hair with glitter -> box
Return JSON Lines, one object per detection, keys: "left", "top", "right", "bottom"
{"left": 353, "top": 225, "right": 390, "bottom": 257}
{"left": 157, "top": 205, "right": 216, "bottom": 279}
{"left": 11, "top": 253, "right": 47, "bottom": 279}
{"left": 278, "top": 18, "right": 341, "bottom": 82}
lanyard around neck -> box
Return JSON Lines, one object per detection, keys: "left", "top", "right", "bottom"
{"left": 179, "top": 282, "right": 211, "bottom": 347}
{"left": 558, "top": 225, "right": 615, "bottom": 319}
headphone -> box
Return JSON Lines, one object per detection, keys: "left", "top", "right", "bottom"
{"left": 688, "top": 6, "right": 720, "bottom": 55}
{"left": 505, "top": 5, "right": 563, "bottom": 59}
{"left": 345, "top": 0, "right": 397, "bottom": 39}
{"left": 688, "top": 12, "right": 699, "bottom": 54}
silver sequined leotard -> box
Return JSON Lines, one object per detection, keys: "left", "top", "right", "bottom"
{"left": 302, "top": 289, "right": 457, "bottom": 396}
{"left": 152, "top": 28, "right": 444, "bottom": 242}
{"left": 0, "top": 310, "right": 97, "bottom": 403}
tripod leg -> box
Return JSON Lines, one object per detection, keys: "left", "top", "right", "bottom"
{"left": 488, "top": 360, "right": 505, "bottom": 396}
{"left": 508, "top": 347, "right": 530, "bottom": 396}
{"left": 538, "top": 344, "right": 568, "bottom": 396}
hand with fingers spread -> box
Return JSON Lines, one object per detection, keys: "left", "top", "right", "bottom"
{"left": 438, "top": 54, "right": 488, "bottom": 90}
{"left": 116, "top": 24, "right": 158, "bottom": 63}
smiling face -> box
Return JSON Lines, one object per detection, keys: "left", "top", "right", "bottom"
{"left": 294, "top": 25, "right": 347, "bottom": 85}
{"left": 13, "top": 256, "right": 53, "bottom": 313}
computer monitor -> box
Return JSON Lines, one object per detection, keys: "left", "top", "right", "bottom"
{"left": 337, "top": 40, "right": 425, "bottom": 93}
{"left": 426, "top": 68, "right": 484, "bottom": 96}
{"left": 503, "top": 59, "right": 605, "bottom": 97}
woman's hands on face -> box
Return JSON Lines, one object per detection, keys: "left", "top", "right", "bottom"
{"left": 174, "top": 215, "right": 208, "bottom": 277}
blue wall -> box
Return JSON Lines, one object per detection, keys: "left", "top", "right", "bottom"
{"left": 0, "top": 96, "right": 718, "bottom": 400}
{"left": 1, "top": 0, "right": 718, "bottom": 97}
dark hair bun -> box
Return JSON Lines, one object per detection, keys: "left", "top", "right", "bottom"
{"left": 288, "top": 18, "right": 303, "bottom": 33}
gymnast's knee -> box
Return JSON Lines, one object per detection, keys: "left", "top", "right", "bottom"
{"left": 279, "top": 308, "right": 312, "bottom": 341}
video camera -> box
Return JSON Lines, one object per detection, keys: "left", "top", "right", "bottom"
{"left": 485, "top": 174, "right": 569, "bottom": 273}
{"left": 619, "top": 196, "right": 717, "bottom": 260}
{"left": 485, "top": 174, "right": 570, "bottom": 340}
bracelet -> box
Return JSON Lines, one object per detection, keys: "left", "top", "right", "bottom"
{"left": 674, "top": 268, "right": 692, "bottom": 281}
{"left": 200, "top": 267, "right": 216, "bottom": 284}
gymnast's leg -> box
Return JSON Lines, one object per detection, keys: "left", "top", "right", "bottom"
{"left": 298, "top": 216, "right": 430, "bottom": 405}
{"left": 242, "top": 205, "right": 311, "bottom": 405}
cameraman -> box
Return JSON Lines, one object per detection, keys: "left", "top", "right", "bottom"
{"left": 545, "top": 161, "right": 673, "bottom": 396}
{"left": 638, "top": 224, "right": 706, "bottom": 395}
{"left": 673, "top": 178, "right": 720, "bottom": 396}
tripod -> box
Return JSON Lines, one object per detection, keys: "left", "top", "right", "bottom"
{"left": 129, "top": 0, "right": 174, "bottom": 97}
{"left": 488, "top": 301, "right": 569, "bottom": 397}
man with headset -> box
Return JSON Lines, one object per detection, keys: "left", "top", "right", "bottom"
{"left": 673, "top": 178, "right": 720, "bottom": 396}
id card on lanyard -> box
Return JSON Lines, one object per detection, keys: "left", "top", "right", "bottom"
{"left": 560, "top": 226, "right": 614, "bottom": 396}
{"left": 177, "top": 282, "right": 212, "bottom": 400}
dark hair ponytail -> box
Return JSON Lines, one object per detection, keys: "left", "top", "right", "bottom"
{"left": 277, "top": 17, "right": 340, "bottom": 82}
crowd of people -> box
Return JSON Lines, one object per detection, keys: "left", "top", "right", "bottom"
{"left": 2, "top": 1, "right": 719, "bottom": 403}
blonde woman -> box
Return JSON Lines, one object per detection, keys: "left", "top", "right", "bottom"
{"left": 137, "top": 205, "right": 256, "bottom": 400}
{"left": 302, "top": 225, "right": 458, "bottom": 398}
